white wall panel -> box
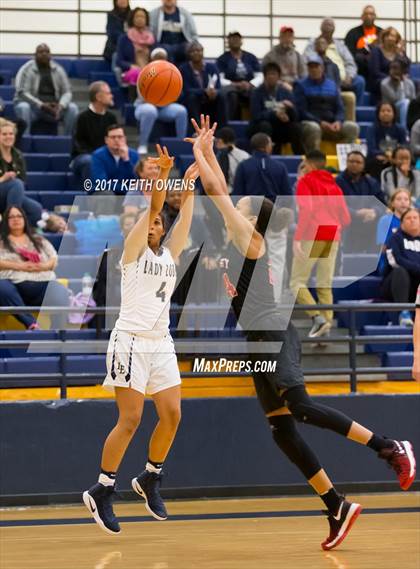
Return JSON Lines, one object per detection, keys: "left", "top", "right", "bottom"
{"left": 80, "top": 12, "right": 107, "bottom": 34}
{"left": 0, "top": 33, "right": 78, "bottom": 56}
{"left": 2, "top": 11, "right": 78, "bottom": 32}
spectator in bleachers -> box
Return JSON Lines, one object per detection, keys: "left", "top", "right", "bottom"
{"left": 14, "top": 44, "right": 78, "bottom": 136}
{"left": 233, "top": 133, "right": 291, "bottom": 201}
{"left": 294, "top": 56, "right": 359, "bottom": 153}
{"left": 376, "top": 188, "right": 411, "bottom": 274}
{"left": 381, "top": 146, "right": 420, "bottom": 203}
{"left": 180, "top": 42, "right": 227, "bottom": 130}
{"left": 0, "top": 120, "right": 42, "bottom": 226}
{"left": 116, "top": 7, "right": 154, "bottom": 86}
{"left": 290, "top": 150, "right": 351, "bottom": 338}
{"left": 413, "top": 284, "right": 420, "bottom": 380}
{"left": 123, "top": 157, "right": 156, "bottom": 214}
{"left": 411, "top": 119, "right": 420, "bottom": 162}
{"left": 103, "top": 0, "right": 131, "bottom": 63}
{"left": 407, "top": 93, "right": 420, "bottom": 131}
{"left": 380, "top": 60, "right": 416, "bottom": 128}
{"left": 312, "top": 36, "right": 356, "bottom": 122}
{"left": 336, "top": 150, "right": 386, "bottom": 252}
{"left": 216, "top": 31, "right": 261, "bottom": 120}
{"left": 248, "top": 62, "right": 304, "bottom": 155}
{"left": 149, "top": 0, "right": 198, "bottom": 65}
{"left": 134, "top": 47, "right": 187, "bottom": 155}
{"left": 344, "top": 5, "right": 382, "bottom": 79}
{"left": 366, "top": 102, "right": 408, "bottom": 179}
{"left": 381, "top": 207, "right": 420, "bottom": 326}
{"left": 262, "top": 26, "right": 305, "bottom": 89}
{"left": 70, "top": 82, "right": 117, "bottom": 187}
{"left": 368, "top": 27, "right": 410, "bottom": 99}
{"left": 215, "top": 127, "right": 249, "bottom": 194}
{"left": 91, "top": 124, "right": 138, "bottom": 193}
{"left": 304, "top": 18, "right": 366, "bottom": 105}
{"left": 0, "top": 205, "right": 69, "bottom": 330}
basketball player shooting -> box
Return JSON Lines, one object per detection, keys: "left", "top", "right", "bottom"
{"left": 189, "top": 115, "right": 417, "bottom": 551}
{"left": 83, "top": 144, "right": 199, "bottom": 534}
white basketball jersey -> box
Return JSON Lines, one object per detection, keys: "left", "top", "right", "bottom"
{"left": 115, "top": 246, "right": 177, "bottom": 334}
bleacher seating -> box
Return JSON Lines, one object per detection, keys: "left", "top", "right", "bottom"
{"left": 0, "top": 55, "right": 416, "bottom": 386}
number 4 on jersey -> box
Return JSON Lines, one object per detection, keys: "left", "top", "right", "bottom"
{"left": 156, "top": 281, "right": 167, "bottom": 302}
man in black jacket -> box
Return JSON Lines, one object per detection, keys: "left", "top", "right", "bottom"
{"left": 70, "top": 81, "right": 116, "bottom": 188}
{"left": 344, "top": 5, "right": 382, "bottom": 78}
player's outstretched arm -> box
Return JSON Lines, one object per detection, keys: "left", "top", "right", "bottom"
{"left": 193, "top": 133, "right": 264, "bottom": 260}
{"left": 122, "top": 145, "right": 174, "bottom": 264}
{"left": 189, "top": 115, "right": 227, "bottom": 193}
{"left": 165, "top": 162, "right": 199, "bottom": 259}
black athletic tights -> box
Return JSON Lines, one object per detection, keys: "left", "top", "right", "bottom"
{"left": 268, "top": 385, "right": 354, "bottom": 480}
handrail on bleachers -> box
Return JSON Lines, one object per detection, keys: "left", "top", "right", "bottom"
{"left": 0, "top": 303, "right": 415, "bottom": 398}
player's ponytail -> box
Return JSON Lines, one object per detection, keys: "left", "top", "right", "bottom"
{"left": 249, "top": 196, "right": 294, "bottom": 236}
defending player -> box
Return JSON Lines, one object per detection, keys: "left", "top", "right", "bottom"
{"left": 83, "top": 145, "right": 199, "bottom": 534}
{"left": 190, "top": 116, "right": 416, "bottom": 551}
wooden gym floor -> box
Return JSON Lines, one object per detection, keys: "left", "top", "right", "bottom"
{"left": 1, "top": 493, "right": 419, "bottom": 569}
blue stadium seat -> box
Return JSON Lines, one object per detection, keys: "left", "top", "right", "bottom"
{"left": 0, "top": 70, "right": 13, "bottom": 84}
{"left": 88, "top": 71, "right": 119, "bottom": 87}
{"left": 177, "top": 154, "right": 194, "bottom": 175}
{"left": 335, "top": 299, "right": 388, "bottom": 331}
{"left": 1, "top": 331, "right": 58, "bottom": 358}
{"left": 18, "top": 136, "right": 32, "bottom": 152}
{"left": 3, "top": 356, "right": 61, "bottom": 374}
{"left": 0, "top": 56, "right": 30, "bottom": 75}
{"left": 24, "top": 154, "right": 50, "bottom": 171}
{"left": 382, "top": 351, "right": 413, "bottom": 380}
{"left": 56, "top": 255, "right": 99, "bottom": 278}
{"left": 362, "top": 325, "right": 412, "bottom": 354}
{"left": 228, "top": 121, "right": 248, "bottom": 138}
{"left": 362, "top": 92, "right": 375, "bottom": 105}
{"left": 73, "top": 59, "right": 111, "bottom": 79}
{"left": 32, "top": 136, "right": 72, "bottom": 153}
{"left": 356, "top": 106, "right": 375, "bottom": 122}
{"left": 0, "top": 360, "right": 4, "bottom": 373}
{"left": 410, "top": 63, "right": 420, "bottom": 78}
{"left": 64, "top": 355, "right": 106, "bottom": 374}
{"left": 44, "top": 232, "right": 77, "bottom": 255}
{"left": 51, "top": 154, "right": 71, "bottom": 171}
{"left": 359, "top": 122, "right": 373, "bottom": 139}
{"left": 2, "top": 101, "right": 15, "bottom": 120}
{"left": 62, "top": 329, "right": 100, "bottom": 340}
{"left": 26, "top": 172, "right": 68, "bottom": 191}
{"left": 0, "top": 85, "right": 15, "bottom": 99}
{"left": 53, "top": 58, "right": 74, "bottom": 76}
{"left": 272, "top": 156, "right": 302, "bottom": 173}
{"left": 124, "top": 103, "right": 136, "bottom": 125}
{"left": 37, "top": 192, "right": 77, "bottom": 209}
{"left": 159, "top": 138, "right": 193, "bottom": 156}
{"left": 342, "top": 254, "right": 378, "bottom": 276}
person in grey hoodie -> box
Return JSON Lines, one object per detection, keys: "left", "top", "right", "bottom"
{"left": 14, "top": 44, "right": 78, "bottom": 135}
{"left": 149, "top": 0, "right": 198, "bottom": 64}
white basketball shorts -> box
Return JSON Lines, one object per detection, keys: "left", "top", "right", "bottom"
{"left": 103, "top": 329, "right": 181, "bottom": 395}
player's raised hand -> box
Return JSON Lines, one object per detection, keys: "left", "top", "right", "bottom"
{"left": 184, "top": 161, "right": 200, "bottom": 181}
{"left": 149, "top": 144, "right": 174, "bottom": 170}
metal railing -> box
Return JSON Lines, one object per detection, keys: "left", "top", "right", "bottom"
{"left": 0, "top": 302, "right": 415, "bottom": 398}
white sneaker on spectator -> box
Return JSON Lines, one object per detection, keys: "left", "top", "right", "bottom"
{"left": 309, "top": 315, "right": 331, "bottom": 338}
{"left": 138, "top": 145, "right": 148, "bottom": 155}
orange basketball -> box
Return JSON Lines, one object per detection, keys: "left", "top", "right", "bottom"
{"left": 138, "top": 60, "right": 183, "bottom": 106}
